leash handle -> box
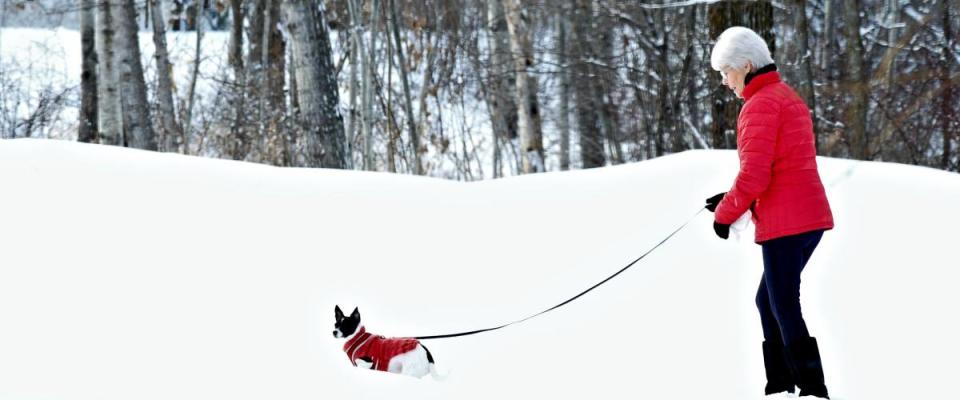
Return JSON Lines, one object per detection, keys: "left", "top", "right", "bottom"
{"left": 411, "top": 207, "right": 707, "bottom": 340}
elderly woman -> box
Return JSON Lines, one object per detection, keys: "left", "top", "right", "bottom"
{"left": 705, "top": 27, "right": 834, "bottom": 399}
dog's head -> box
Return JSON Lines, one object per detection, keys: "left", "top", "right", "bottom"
{"left": 333, "top": 305, "right": 361, "bottom": 338}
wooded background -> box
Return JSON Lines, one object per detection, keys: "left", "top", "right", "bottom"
{"left": 1, "top": 0, "right": 957, "bottom": 179}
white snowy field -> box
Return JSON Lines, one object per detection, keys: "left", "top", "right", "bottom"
{"left": 1, "top": 139, "right": 959, "bottom": 400}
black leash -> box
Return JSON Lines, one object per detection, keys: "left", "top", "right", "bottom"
{"left": 411, "top": 207, "right": 707, "bottom": 340}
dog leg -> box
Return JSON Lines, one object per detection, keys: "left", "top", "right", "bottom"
{"left": 356, "top": 357, "right": 375, "bottom": 369}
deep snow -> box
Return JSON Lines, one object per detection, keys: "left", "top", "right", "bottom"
{"left": 1, "top": 139, "right": 959, "bottom": 399}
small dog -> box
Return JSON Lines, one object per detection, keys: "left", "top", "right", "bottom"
{"left": 333, "top": 305, "right": 441, "bottom": 379}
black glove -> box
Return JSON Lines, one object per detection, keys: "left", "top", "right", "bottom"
{"left": 713, "top": 221, "right": 730, "bottom": 240}
{"left": 705, "top": 192, "right": 726, "bottom": 212}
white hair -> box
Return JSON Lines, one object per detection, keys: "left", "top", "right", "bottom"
{"left": 710, "top": 26, "right": 774, "bottom": 71}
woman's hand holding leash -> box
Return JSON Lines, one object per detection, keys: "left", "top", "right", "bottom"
{"left": 705, "top": 192, "right": 731, "bottom": 239}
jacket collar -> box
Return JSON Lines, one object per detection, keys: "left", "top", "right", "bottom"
{"left": 343, "top": 326, "right": 371, "bottom": 354}
{"left": 742, "top": 64, "right": 780, "bottom": 100}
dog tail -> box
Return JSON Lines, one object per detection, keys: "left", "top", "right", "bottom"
{"left": 420, "top": 344, "right": 447, "bottom": 380}
{"left": 421, "top": 343, "right": 435, "bottom": 364}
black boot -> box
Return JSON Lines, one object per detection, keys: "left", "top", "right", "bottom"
{"left": 762, "top": 340, "right": 796, "bottom": 395}
{"left": 786, "top": 337, "right": 829, "bottom": 398}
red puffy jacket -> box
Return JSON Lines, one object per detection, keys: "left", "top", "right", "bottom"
{"left": 714, "top": 70, "right": 834, "bottom": 243}
{"left": 343, "top": 327, "right": 420, "bottom": 372}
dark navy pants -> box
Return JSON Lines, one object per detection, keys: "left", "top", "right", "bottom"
{"left": 756, "top": 230, "right": 824, "bottom": 347}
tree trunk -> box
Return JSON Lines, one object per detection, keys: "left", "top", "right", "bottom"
{"left": 571, "top": 0, "right": 604, "bottom": 168}
{"left": 388, "top": 0, "right": 422, "bottom": 174}
{"left": 594, "top": 7, "right": 621, "bottom": 162}
{"left": 282, "top": 0, "right": 347, "bottom": 168}
{"left": 96, "top": 0, "right": 122, "bottom": 145}
{"left": 262, "top": 0, "right": 288, "bottom": 165}
{"left": 224, "top": 0, "right": 246, "bottom": 160}
{"left": 708, "top": 0, "right": 774, "bottom": 150}
{"left": 248, "top": 0, "right": 266, "bottom": 70}
{"left": 348, "top": 0, "right": 380, "bottom": 171}
{"left": 557, "top": 10, "right": 570, "bottom": 171}
{"left": 792, "top": 0, "right": 817, "bottom": 151}
{"left": 481, "top": 0, "right": 518, "bottom": 177}
{"left": 842, "top": 0, "right": 869, "bottom": 160}
{"left": 346, "top": 0, "right": 359, "bottom": 168}
{"left": 184, "top": 0, "right": 205, "bottom": 150}
{"left": 486, "top": 0, "right": 519, "bottom": 144}
{"left": 150, "top": 0, "right": 182, "bottom": 152}
{"left": 502, "top": 0, "right": 544, "bottom": 173}
{"left": 942, "top": 0, "right": 955, "bottom": 171}
{"left": 115, "top": 0, "right": 156, "bottom": 150}
{"left": 80, "top": 0, "right": 99, "bottom": 143}
{"left": 657, "top": 8, "right": 672, "bottom": 156}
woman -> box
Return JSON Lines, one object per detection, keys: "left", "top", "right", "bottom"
{"left": 705, "top": 27, "right": 834, "bottom": 399}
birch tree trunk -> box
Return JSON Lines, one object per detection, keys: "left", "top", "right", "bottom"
{"left": 150, "top": 0, "right": 182, "bottom": 152}
{"left": 362, "top": 0, "right": 379, "bottom": 171}
{"left": 486, "top": 0, "right": 519, "bottom": 154}
{"left": 345, "top": 0, "right": 360, "bottom": 169}
{"left": 282, "top": 0, "right": 347, "bottom": 168}
{"left": 556, "top": 10, "right": 570, "bottom": 171}
{"left": 96, "top": 0, "right": 122, "bottom": 145}
{"left": 348, "top": 0, "right": 380, "bottom": 171}
{"left": 502, "top": 0, "right": 544, "bottom": 173}
{"left": 79, "top": 0, "right": 98, "bottom": 143}
{"left": 114, "top": 0, "right": 156, "bottom": 150}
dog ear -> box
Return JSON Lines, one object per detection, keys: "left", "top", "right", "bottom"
{"left": 350, "top": 307, "right": 360, "bottom": 320}
{"left": 335, "top": 305, "right": 344, "bottom": 321}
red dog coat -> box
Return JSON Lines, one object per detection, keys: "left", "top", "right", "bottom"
{"left": 343, "top": 327, "right": 420, "bottom": 372}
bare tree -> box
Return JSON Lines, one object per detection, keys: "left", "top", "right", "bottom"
{"left": 282, "top": 0, "right": 347, "bottom": 168}
{"left": 571, "top": 0, "right": 604, "bottom": 168}
{"left": 224, "top": 0, "right": 246, "bottom": 160}
{"left": 347, "top": 0, "right": 381, "bottom": 171}
{"left": 79, "top": 0, "right": 98, "bottom": 143}
{"left": 388, "top": 0, "right": 422, "bottom": 174}
{"left": 485, "top": 0, "right": 519, "bottom": 176}
{"left": 843, "top": 0, "right": 869, "bottom": 160}
{"left": 941, "top": 0, "right": 955, "bottom": 171}
{"left": 95, "top": 0, "right": 122, "bottom": 145}
{"left": 184, "top": 0, "right": 205, "bottom": 149}
{"left": 556, "top": 8, "right": 570, "bottom": 171}
{"left": 115, "top": 0, "right": 156, "bottom": 150}
{"left": 261, "top": 0, "right": 288, "bottom": 165}
{"left": 791, "top": 0, "right": 816, "bottom": 150}
{"left": 502, "top": 0, "right": 544, "bottom": 173}
{"left": 150, "top": 0, "right": 182, "bottom": 152}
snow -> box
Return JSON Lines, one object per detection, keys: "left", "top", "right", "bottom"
{"left": 1, "top": 139, "right": 960, "bottom": 399}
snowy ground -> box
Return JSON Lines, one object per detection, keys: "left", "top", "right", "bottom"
{"left": 1, "top": 139, "right": 959, "bottom": 399}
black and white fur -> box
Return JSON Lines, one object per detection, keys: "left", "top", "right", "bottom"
{"left": 333, "top": 306, "right": 443, "bottom": 379}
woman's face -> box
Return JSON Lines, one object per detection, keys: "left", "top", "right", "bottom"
{"left": 720, "top": 62, "right": 753, "bottom": 99}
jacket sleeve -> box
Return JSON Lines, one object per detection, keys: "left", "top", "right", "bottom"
{"left": 715, "top": 98, "right": 778, "bottom": 225}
